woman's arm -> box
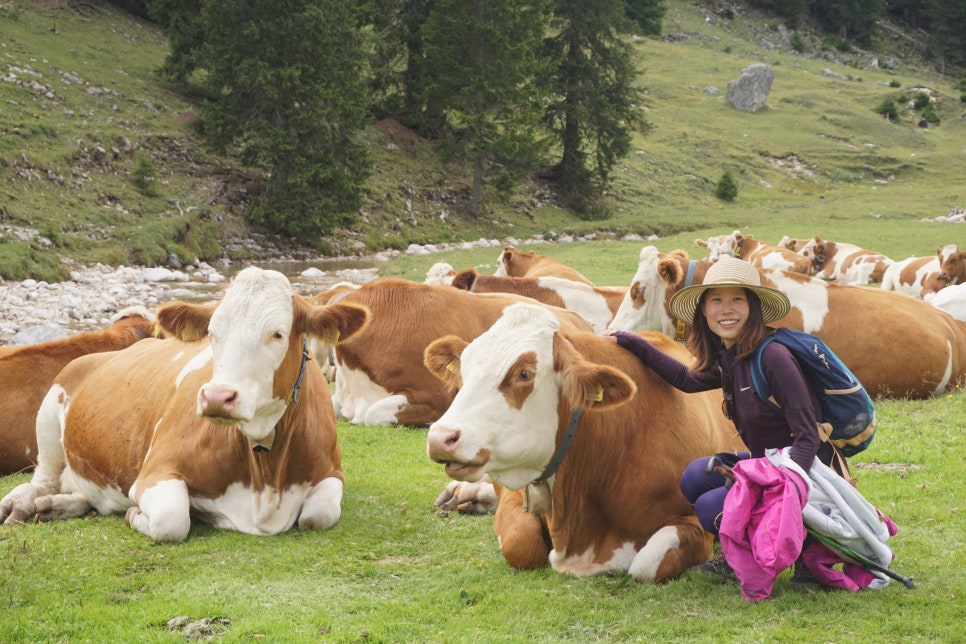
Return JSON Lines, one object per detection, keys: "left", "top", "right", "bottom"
{"left": 609, "top": 331, "right": 718, "bottom": 393}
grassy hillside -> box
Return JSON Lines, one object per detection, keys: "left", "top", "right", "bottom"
{"left": 1, "top": 0, "right": 963, "bottom": 282}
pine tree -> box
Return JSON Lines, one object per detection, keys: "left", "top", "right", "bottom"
{"left": 422, "top": 0, "right": 551, "bottom": 215}
{"left": 150, "top": 0, "right": 371, "bottom": 236}
{"left": 543, "top": 0, "right": 648, "bottom": 216}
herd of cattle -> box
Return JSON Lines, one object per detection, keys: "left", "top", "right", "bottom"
{"left": 0, "top": 235, "right": 964, "bottom": 584}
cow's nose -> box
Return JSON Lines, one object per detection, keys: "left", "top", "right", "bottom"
{"left": 200, "top": 386, "right": 238, "bottom": 418}
{"left": 427, "top": 426, "right": 461, "bottom": 462}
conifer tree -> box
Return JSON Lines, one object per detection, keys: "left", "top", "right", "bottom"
{"left": 151, "top": 0, "right": 371, "bottom": 236}
{"left": 543, "top": 0, "right": 648, "bottom": 215}
{"left": 422, "top": 0, "right": 551, "bottom": 215}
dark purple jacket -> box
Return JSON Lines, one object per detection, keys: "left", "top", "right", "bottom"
{"left": 612, "top": 331, "right": 831, "bottom": 473}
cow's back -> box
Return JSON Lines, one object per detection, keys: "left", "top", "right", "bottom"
{"left": 334, "top": 279, "right": 592, "bottom": 425}
{"left": 773, "top": 279, "right": 966, "bottom": 397}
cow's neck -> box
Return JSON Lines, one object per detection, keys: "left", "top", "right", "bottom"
{"left": 523, "top": 407, "right": 582, "bottom": 514}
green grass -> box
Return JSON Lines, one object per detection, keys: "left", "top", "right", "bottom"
{"left": 1, "top": 388, "right": 962, "bottom": 642}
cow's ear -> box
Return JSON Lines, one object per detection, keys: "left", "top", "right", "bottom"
{"left": 502, "top": 248, "right": 515, "bottom": 266}
{"left": 561, "top": 361, "right": 636, "bottom": 411}
{"left": 425, "top": 335, "right": 468, "bottom": 392}
{"left": 451, "top": 269, "right": 477, "bottom": 291}
{"left": 156, "top": 302, "right": 216, "bottom": 341}
{"left": 657, "top": 255, "right": 684, "bottom": 287}
{"left": 302, "top": 301, "right": 370, "bottom": 344}
{"left": 695, "top": 239, "right": 708, "bottom": 248}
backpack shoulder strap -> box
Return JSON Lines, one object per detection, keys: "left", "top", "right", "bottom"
{"left": 751, "top": 334, "right": 783, "bottom": 414}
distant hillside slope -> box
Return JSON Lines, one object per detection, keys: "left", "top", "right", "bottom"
{"left": 0, "top": 0, "right": 962, "bottom": 281}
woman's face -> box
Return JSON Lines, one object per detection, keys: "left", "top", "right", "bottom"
{"left": 702, "top": 287, "right": 749, "bottom": 348}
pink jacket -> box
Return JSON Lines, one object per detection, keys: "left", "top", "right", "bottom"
{"left": 719, "top": 456, "right": 809, "bottom": 602}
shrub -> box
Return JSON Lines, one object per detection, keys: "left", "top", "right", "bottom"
{"left": 921, "top": 104, "right": 940, "bottom": 125}
{"left": 131, "top": 152, "right": 158, "bottom": 196}
{"left": 875, "top": 99, "right": 898, "bottom": 122}
{"left": 715, "top": 171, "right": 739, "bottom": 202}
{"left": 913, "top": 92, "right": 930, "bottom": 109}
{"left": 790, "top": 32, "right": 805, "bottom": 53}
{"left": 888, "top": 79, "right": 901, "bottom": 88}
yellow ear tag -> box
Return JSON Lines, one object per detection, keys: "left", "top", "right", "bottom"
{"left": 675, "top": 319, "right": 686, "bottom": 341}
{"left": 152, "top": 323, "right": 163, "bottom": 338}
{"left": 594, "top": 385, "right": 604, "bottom": 402}
{"left": 180, "top": 325, "right": 200, "bottom": 342}
{"left": 324, "top": 328, "right": 341, "bottom": 343}
{"left": 446, "top": 361, "right": 459, "bottom": 374}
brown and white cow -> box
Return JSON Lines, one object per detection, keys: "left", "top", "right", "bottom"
{"left": 608, "top": 246, "right": 966, "bottom": 399}
{"left": 494, "top": 246, "right": 595, "bottom": 285}
{"left": 0, "top": 307, "right": 156, "bottom": 474}
{"left": 0, "top": 267, "right": 370, "bottom": 542}
{"left": 325, "top": 278, "right": 594, "bottom": 426}
{"left": 795, "top": 236, "right": 893, "bottom": 285}
{"left": 880, "top": 244, "right": 961, "bottom": 299}
{"left": 450, "top": 268, "right": 626, "bottom": 332}
{"left": 697, "top": 230, "right": 811, "bottom": 274}
{"left": 425, "top": 303, "right": 743, "bottom": 582}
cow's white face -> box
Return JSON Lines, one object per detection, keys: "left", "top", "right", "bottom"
{"left": 702, "top": 233, "right": 738, "bottom": 262}
{"left": 608, "top": 246, "right": 676, "bottom": 334}
{"left": 797, "top": 237, "right": 821, "bottom": 263}
{"left": 424, "top": 262, "right": 456, "bottom": 285}
{"left": 200, "top": 267, "right": 295, "bottom": 441}
{"left": 427, "top": 304, "right": 564, "bottom": 490}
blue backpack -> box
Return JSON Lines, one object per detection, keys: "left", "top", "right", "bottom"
{"left": 750, "top": 328, "right": 877, "bottom": 457}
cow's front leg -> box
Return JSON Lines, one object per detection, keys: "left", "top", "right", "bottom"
{"left": 126, "top": 479, "right": 191, "bottom": 542}
{"left": 297, "top": 476, "right": 343, "bottom": 530}
{"left": 493, "top": 487, "right": 551, "bottom": 570}
{"left": 629, "top": 517, "right": 714, "bottom": 583}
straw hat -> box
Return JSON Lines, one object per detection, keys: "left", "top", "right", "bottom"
{"left": 668, "top": 256, "right": 791, "bottom": 325}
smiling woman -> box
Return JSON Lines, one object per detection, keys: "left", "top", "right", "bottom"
{"left": 607, "top": 256, "right": 843, "bottom": 591}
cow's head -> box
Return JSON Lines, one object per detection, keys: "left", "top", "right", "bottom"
{"left": 424, "top": 262, "right": 456, "bottom": 285}
{"left": 494, "top": 246, "right": 533, "bottom": 278}
{"left": 425, "top": 303, "right": 635, "bottom": 490}
{"left": 937, "top": 244, "right": 965, "bottom": 284}
{"left": 607, "top": 246, "right": 687, "bottom": 335}
{"left": 797, "top": 236, "right": 826, "bottom": 269}
{"left": 777, "top": 236, "right": 806, "bottom": 252}
{"left": 156, "top": 267, "right": 369, "bottom": 444}
{"left": 697, "top": 230, "right": 742, "bottom": 261}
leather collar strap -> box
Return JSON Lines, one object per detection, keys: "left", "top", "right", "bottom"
{"left": 532, "top": 407, "right": 583, "bottom": 484}
{"left": 288, "top": 338, "right": 310, "bottom": 405}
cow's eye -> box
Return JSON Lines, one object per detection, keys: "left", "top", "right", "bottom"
{"left": 272, "top": 331, "right": 284, "bottom": 340}
{"left": 518, "top": 369, "right": 532, "bottom": 382}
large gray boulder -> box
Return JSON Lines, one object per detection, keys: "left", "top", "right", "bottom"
{"left": 726, "top": 64, "right": 774, "bottom": 112}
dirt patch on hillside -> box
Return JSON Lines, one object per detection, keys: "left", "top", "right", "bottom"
{"left": 373, "top": 117, "right": 429, "bottom": 150}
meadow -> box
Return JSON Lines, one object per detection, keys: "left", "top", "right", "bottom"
{"left": 2, "top": 230, "right": 964, "bottom": 643}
